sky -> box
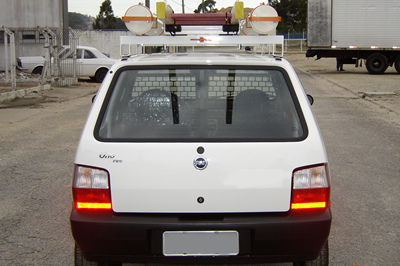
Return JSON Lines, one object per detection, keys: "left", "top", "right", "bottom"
{"left": 68, "top": 0, "right": 269, "bottom": 17}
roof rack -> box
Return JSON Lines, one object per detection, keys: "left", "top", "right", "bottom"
{"left": 120, "top": 1, "right": 284, "bottom": 57}
{"left": 120, "top": 35, "right": 284, "bottom": 57}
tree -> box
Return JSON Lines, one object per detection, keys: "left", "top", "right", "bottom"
{"left": 69, "top": 12, "right": 94, "bottom": 30}
{"left": 92, "top": 0, "right": 117, "bottom": 29}
{"left": 268, "top": 0, "right": 307, "bottom": 33}
{"left": 115, "top": 18, "right": 128, "bottom": 30}
{"left": 194, "top": 0, "right": 217, "bottom": 13}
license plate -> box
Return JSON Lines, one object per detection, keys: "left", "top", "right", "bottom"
{"left": 163, "top": 230, "right": 239, "bottom": 256}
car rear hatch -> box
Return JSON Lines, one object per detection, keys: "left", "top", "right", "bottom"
{"left": 102, "top": 141, "right": 324, "bottom": 213}
{"left": 86, "top": 65, "right": 324, "bottom": 213}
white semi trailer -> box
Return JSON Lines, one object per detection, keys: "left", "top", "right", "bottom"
{"left": 306, "top": 0, "right": 400, "bottom": 74}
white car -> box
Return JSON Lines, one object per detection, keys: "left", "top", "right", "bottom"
{"left": 70, "top": 36, "right": 331, "bottom": 266}
{"left": 17, "top": 46, "right": 118, "bottom": 82}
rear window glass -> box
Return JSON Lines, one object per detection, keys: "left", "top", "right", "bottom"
{"left": 95, "top": 66, "right": 307, "bottom": 142}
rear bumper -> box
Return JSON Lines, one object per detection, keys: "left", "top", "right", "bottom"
{"left": 70, "top": 208, "right": 331, "bottom": 264}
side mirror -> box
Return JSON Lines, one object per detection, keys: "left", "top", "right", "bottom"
{"left": 92, "top": 95, "right": 96, "bottom": 103}
{"left": 307, "top": 94, "right": 314, "bottom": 105}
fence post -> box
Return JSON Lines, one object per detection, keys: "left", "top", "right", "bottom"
{"left": 46, "top": 27, "right": 61, "bottom": 79}
{"left": 39, "top": 27, "right": 52, "bottom": 85}
{"left": 3, "top": 27, "right": 16, "bottom": 89}
{"left": 67, "top": 28, "right": 79, "bottom": 81}
{"left": 4, "top": 29, "right": 9, "bottom": 82}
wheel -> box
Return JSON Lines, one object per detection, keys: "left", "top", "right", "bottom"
{"left": 32, "top": 66, "right": 43, "bottom": 75}
{"left": 75, "top": 244, "right": 98, "bottom": 266}
{"left": 95, "top": 68, "right": 108, "bottom": 83}
{"left": 365, "top": 53, "right": 388, "bottom": 74}
{"left": 74, "top": 244, "right": 122, "bottom": 266}
{"left": 293, "top": 240, "right": 329, "bottom": 266}
{"left": 395, "top": 55, "right": 400, "bottom": 74}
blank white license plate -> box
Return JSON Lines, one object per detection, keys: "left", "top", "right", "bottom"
{"left": 163, "top": 230, "right": 239, "bottom": 256}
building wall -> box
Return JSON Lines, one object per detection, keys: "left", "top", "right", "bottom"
{"left": 0, "top": 0, "right": 68, "bottom": 71}
{"left": 0, "top": 0, "right": 65, "bottom": 28}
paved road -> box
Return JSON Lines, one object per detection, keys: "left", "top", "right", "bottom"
{"left": 290, "top": 54, "right": 400, "bottom": 265}
{"left": 0, "top": 54, "right": 399, "bottom": 265}
{"left": 0, "top": 90, "right": 94, "bottom": 265}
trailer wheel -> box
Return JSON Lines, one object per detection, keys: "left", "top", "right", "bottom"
{"left": 395, "top": 55, "right": 400, "bottom": 74}
{"left": 366, "top": 53, "right": 388, "bottom": 74}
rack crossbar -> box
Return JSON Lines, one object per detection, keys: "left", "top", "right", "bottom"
{"left": 120, "top": 35, "right": 284, "bottom": 57}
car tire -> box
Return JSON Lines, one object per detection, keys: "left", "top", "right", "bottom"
{"left": 394, "top": 55, "right": 400, "bottom": 74}
{"left": 95, "top": 68, "right": 108, "bottom": 83}
{"left": 365, "top": 53, "right": 388, "bottom": 74}
{"left": 74, "top": 244, "right": 97, "bottom": 266}
{"left": 75, "top": 244, "right": 122, "bottom": 266}
{"left": 32, "top": 66, "right": 43, "bottom": 75}
{"left": 293, "top": 241, "right": 329, "bottom": 266}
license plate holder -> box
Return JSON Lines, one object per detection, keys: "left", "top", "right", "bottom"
{"left": 163, "top": 230, "right": 239, "bottom": 256}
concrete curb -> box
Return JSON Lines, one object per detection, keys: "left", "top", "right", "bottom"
{"left": 0, "top": 84, "right": 51, "bottom": 103}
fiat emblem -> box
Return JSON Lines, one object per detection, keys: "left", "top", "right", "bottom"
{"left": 194, "top": 157, "right": 208, "bottom": 170}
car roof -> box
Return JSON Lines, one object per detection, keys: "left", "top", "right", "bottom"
{"left": 116, "top": 52, "right": 289, "bottom": 67}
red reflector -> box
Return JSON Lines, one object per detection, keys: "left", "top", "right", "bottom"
{"left": 291, "top": 202, "right": 326, "bottom": 210}
{"left": 73, "top": 188, "right": 111, "bottom": 210}
{"left": 291, "top": 188, "right": 329, "bottom": 210}
{"left": 77, "top": 202, "right": 112, "bottom": 209}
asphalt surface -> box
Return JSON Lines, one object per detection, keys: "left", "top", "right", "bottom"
{"left": 0, "top": 79, "right": 99, "bottom": 124}
{"left": 0, "top": 52, "right": 399, "bottom": 265}
{"left": 288, "top": 53, "right": 400, "bottom": 119}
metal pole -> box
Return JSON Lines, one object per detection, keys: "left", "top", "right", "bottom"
{"left": 69, "top": 28, "right": 79, "bottom": 79}
{"left": 182, "top": 0, "right": 185, "bottom": 13}
{"left": 4, "top": 29, "right": 9, "bottom": 82}
{"left": 63, "top": 0, "right": 69, "bottom": 45}
{"left": 9, "top": 32, "right": 16, "bottom": 89}
{"left": 4, "top": 27, "right": 16, "bottom": 89}
{"left": 39, "top": 27, "right": 51, "bottom": 85}
{"left": 286, "top": 29, "right": 290, "bottom": 52}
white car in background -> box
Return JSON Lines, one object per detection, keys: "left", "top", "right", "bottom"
{"left": 17, "top": 46, "right": 118, "bottom": 82}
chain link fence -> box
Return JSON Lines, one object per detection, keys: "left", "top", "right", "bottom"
{"left": 1, "top": 27, "right": 83, "bottom": 90}
{"left": 1, "top": 27, "right": 308, "bottom": 91}
{"left": 1, "top": 27, "right": 17, "bottom": 89}
{"left": 39, "top": 27, "right": 83, "bottom": 86}
{"left": 278, "top": 30, "right": 307, "bottom": 52}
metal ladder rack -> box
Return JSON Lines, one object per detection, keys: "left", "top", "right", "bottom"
{"left": 120, "top": 35, "right": 284, "bottom": 57}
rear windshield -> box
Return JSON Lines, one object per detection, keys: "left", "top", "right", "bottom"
{"left": 95, "top": 66, "right": 307, "bottom": 142}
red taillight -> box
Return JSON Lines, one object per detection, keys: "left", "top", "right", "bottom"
{"left": 72, "top": 166, "right": 111, "bottom": 210}
{"left": 73, "top": 188, "right": 112, "bottom": 210}
{"left": 291, "top": 164, "right": 330, "bottom": 210}
{"left": 291, "top": 187, "right": 330, "bottom": 210}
